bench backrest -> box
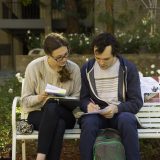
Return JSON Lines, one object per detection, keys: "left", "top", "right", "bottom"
{"left": 137, "top": 105, "right": 160, "bottom": 128}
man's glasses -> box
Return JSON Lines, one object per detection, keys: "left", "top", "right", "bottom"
{"left": 50, "top": 52, "right": 69, "bottom": 62}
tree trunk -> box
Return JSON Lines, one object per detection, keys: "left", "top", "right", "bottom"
{"left": 105, "top": 0, "right": 114, "bottom": 33}
{"left": 65, "top": 0, "right": 79, "bottom": 33}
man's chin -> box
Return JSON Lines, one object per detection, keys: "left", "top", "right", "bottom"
{"left": 100, "top": 66, "right": 108, "bottom": 70}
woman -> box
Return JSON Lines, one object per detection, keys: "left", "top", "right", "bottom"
{"left": 21, "top": 33, "right": 81, "bottom": 160}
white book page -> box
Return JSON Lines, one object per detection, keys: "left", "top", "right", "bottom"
{"left": 45, "top": 84, "right": 66, "bottom": 96}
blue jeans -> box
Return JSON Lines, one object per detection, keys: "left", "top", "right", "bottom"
{"left": 79, "top": 112, "right": 140, "bottom": 160}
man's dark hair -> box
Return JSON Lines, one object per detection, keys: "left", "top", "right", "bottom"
{"left": 91, "top": 32, "right": 119, "bottom": 56}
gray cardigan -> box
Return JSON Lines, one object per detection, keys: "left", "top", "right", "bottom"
{"left": 21, "top": 56, "right": 81, "bottom": 113}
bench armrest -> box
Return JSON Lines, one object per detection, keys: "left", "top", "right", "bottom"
{"left": 12, "top": 96, "right": 21, "bottom": 135}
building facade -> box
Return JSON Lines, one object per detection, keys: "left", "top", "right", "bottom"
{"left": 0, "top": 0, "right": 159, "bottom": 71}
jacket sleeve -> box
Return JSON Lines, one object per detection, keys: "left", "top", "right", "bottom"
{"left": 80, "top": 64, "right": 91, "bottom": 113}
{"left": 118, "top": 63, "right": 143, "bottom": 114}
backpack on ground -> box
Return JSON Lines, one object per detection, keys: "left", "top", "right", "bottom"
{"left": 93, "top": 128, "right": 126, "bottom": 160}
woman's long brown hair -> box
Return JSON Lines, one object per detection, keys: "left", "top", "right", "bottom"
{"left": 43, "top": 33, "right": 72, "bottom": 83}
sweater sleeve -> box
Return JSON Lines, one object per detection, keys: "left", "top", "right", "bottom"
{"left": 21, "top": 63, "right": 44, "bottom": 111}
{"left": 70, "top": 65, "right": 81, "bottom": 98}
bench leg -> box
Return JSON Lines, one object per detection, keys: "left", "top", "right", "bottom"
{"left": 22, "top": 140, "right": 26, "bottom": 160}
{"left": 12, "top": 135, "right": 16, "bottom": 160}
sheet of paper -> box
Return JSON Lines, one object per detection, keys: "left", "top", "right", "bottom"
{"left": 84, "top": 107, "right": 109, "bottom": 115}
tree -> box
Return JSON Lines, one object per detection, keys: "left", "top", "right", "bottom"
{"left": 95, "top": 0, "right": 114, "bottom": 33}
{"left": 20, "top": 0, "right": 32, "bottom": 6}
{"left": 65, "top": 0, "right": 79, "bottom": 33}
{"left": 140, "top": 0, "right": 158, "bottom": 35}
{"left": 105, "top": 0, "right": 114, "bottom": 33}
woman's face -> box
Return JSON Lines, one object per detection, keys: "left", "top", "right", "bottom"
{"left": 50, "top": 46, "right": 69, "bottom": 67}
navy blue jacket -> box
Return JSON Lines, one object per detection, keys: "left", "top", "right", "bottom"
{"left": 80, "top": 55, "right": 143, "bottom": 114}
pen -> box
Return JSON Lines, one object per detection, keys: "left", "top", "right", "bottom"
{"left": 90, "top": 98, "right": 100, "bottom": 111}
{"left": 90, "top": 98, "right": 95, "bottom": 104}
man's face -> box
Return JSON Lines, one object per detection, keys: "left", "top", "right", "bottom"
{"left": 94, "top": 45, "right": 115, "bottom": 70}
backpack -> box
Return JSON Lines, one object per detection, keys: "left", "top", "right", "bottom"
{"left": 93, "top": 128, "right": 126, "bottom": 160}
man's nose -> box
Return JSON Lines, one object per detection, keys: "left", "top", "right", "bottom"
{"left": 99, "top": 59, "right": 105, "bottom": 65}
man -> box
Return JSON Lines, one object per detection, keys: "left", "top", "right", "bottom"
{"left": 79, "top": 32, "right": 143, "bottom": 160}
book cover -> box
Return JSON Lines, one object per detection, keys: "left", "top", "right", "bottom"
{"left": 46, "top": 95, "right": 80, "bottom": 111}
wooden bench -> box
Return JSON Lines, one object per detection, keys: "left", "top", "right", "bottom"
{"left": 12, "top": 95, "right": 160, "bottom": 160}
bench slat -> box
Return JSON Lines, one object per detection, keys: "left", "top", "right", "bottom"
{"left": 138, "top": 134, "right": 160, "bottom": 139}
{"left": 65, "top": 129, "right": 81, "bottom": 134}
{"left": 139, "top": 107, "right": 160, "bottom": 111}
{"left": 137, "top": 113, "right": 160, "bottom": 117}
{"left": 140, "top": 124, "right": 160, "bottom": 128}
{"left": 139, "top": 118, "right": 160, "bottom": 122}
{"left": 138, "top": 129, "right": 160, "bottom": 132}
{"left": 143, "top": 103, "right": 160, "bottom": 106}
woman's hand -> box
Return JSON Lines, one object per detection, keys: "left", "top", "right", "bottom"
{"left": 38, "top": 92, "right": 48, "bottom": 102}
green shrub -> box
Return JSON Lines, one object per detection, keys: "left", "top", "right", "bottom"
{"left": 115, "top": 16, "right": 160, "bottom": 54}
{"left": 140, "top": 139, "right": 160, "bottom": 160}
{"left": 26, "top": 30, "right": 42, "bottom": 51}
{"left": 65, "top": 33, "right": 93, "bottom": 54}
{"left": 116, "top": 31, "right": 160, "bottom": 54}
{"left": 0, "top": 76, "right": 21, "bottom": 155}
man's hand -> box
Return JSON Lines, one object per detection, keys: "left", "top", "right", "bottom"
{"left": 100, "top": 104, "right": 118, "bottom": 118}
{"left": 87, "top": 102, "right": 100, "bottom": 113}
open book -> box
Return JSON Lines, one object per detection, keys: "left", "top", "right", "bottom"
{"left": 45, "top": 84, "right": 66, "bottom": 97}
{"left": 45, "top": 84, "right": 80, "bottom": 111}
